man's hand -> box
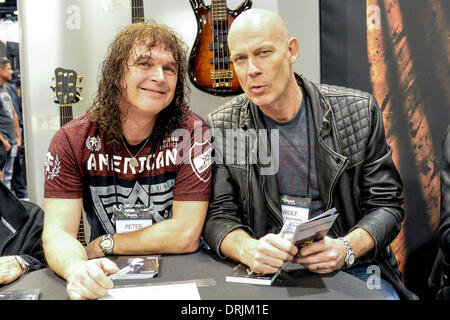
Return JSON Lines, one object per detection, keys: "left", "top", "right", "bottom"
{"left": 0, "top": 256, "right": 23, "bottom": 285}
{"left": 221, "top": 228, "right": 298, "bottom": 275}
{"left": 1, "top": 139, "right": 11, "bottom": 152}
{"left": 249, "top": 233, "right": 298, "bottom": 274}
{"left": 85, "top": 236, "right": 105, "bottom": 259}
{"left": 294, "top": 236, "right": 346, "bottom": 274}
{"left": 65, "top": 258, "right": 119, "bottom": 300}
{"left": 16, "top": 135, "right": 22, "bottom": 149}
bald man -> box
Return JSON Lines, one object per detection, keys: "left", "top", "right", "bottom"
{"left": 203, "top": 9, "right": 416, "bottom": 300}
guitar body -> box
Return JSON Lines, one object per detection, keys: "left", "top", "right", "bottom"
{"left": 188, "top": 0, "right": 252, "bottom": 96}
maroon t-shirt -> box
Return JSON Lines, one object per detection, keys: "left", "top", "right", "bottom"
{"left": 44, "top": 112, "right": 211, "bottom": 240}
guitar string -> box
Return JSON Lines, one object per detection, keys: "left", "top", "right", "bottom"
{"left": 222, "top": 0, "right": 228, "bottom": 86}
{"left": 132, "top": 0, "right": 144, "bottom": 23}
{"left": 219, "top": 1, "right": 224, "bottom": 87}
{"left": 224, "top": 0, "right": 231, "bottom": 86}
{"left": 221, "top": 0, "right": 225, "bottom": 87}
{"left": 212, "top": 0, "right": 217, "bottom": 88}
{"left": 219, "top": 0, "right": 228, "bottom": 87}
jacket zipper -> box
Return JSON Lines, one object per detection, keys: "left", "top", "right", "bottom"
{"left": 246, "top": 134, "right": 253, "bottom": 230}
{"left": 261, "top": 175, "right": 283, "bottom": 227}
{"left": 325, "top": 152, "right": 349, "bottom": 209}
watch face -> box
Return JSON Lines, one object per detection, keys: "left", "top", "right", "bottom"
{"left": 102, "top": 239, "right": 113, "bottom": 249}
{"left": 347, "top": 253, "right": 355, "bottom": 265}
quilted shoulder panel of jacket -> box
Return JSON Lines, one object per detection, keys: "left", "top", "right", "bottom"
{"left": 208, "top": 94, "right": 249, "bottom": 129}
{"left": 319, "top": 84, "right": 372, "bottom": 167}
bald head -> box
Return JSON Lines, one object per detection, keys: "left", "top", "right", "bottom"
{"left": 228, "top": 9, "right": 289, "bottom": 47}
{"left": 226, "top": 8, "right": 300, "bottom": 112}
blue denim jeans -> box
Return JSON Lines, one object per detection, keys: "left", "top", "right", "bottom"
{"left": 344, "top": 264, "right": 400, "bottom": 300}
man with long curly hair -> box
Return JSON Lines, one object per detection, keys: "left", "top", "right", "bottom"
{"left": 43, "top": 22, "right": 211, "bottom": 300}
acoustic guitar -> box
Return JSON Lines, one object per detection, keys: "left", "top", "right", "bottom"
{"left": 188, "top": 0, "right": 252, "bottom": 96}
{"left": 50, "top": 68, "right": 85, "bottom": 246}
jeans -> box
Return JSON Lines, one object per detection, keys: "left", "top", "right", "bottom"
{"left": 12, "top": 147, "right": 28, "bottom": 198}
{"left": 2, "top": 146, "right": 16, "bottom": 190}
{"left": 344, "top": 264, "right": 400, "bottom": 300}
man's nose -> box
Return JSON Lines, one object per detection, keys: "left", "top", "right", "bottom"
{"left": 247, "top": 57, "right": 260, "bottom": 77}
{"left": 151, "top": 66, "right": 164, "bottom": 82}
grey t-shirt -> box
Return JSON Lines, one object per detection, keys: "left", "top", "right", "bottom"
{"left": 263, "top": 89, "right": 324, "bottom": 218}
{"left": 0, "top": 85, "right": 16, "bottom": 144}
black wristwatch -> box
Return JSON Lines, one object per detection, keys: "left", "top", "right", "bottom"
{"left": 99, "top": 234, "right": 114, "bottom": 255}
{"left": 338, "top": 237, "right": 355, "bottom": 268}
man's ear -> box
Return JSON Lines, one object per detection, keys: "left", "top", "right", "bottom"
{"left": 287, "top": 37, "right": 299, "bottom": 64}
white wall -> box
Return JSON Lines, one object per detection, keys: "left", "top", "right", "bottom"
{"left": 278, "top": 0, "right": 320, "bottom": 82}
{"left": 18, "top": 0, "right": 320, "bottom": 207}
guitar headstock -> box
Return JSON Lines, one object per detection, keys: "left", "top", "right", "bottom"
{"left": 50, "top": 67, "right": 83, "bottom": 105}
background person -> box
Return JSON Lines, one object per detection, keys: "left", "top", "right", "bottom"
{"left": 0, "top": 58, "right": 22, "bottom": 191}
{"left": 0, "top": 142, "right": 46, "bottom": 286}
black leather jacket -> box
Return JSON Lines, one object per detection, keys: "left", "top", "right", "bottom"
{"left": 204, "top": 75, "right": 417, "bottom": 299}
{"left": 429, "top": 124, "right": 450, "bottom": 299}
{"left": 439, "top": 124, "right": 450, "bottom": 255}
{"left": 0, "top": 181, "right": 47, "bottom": 278}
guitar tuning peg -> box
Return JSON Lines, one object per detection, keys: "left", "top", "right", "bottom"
{"left": 76, "top": 95, "right": 83, "bottom": 100}
{"left": 77, "top": 76, "right": 83, "bottom": 82}
{"left": 76, "top": 86, "right": 83, "bottom": 92}
{"left": 50, "top": 85, "right": 56, "bottom": 91}
{"left": 51, "top": 76, "right": 55, "bottom": 81}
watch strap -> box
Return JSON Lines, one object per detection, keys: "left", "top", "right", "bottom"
{"left": 14, "top": 255, "right": 30, "bottom": 275}
{"left": 100, "top": 234, "right": 114, "bottom": 255}
{"left": 338, "top": 237, "right": 355, "bottom": 267}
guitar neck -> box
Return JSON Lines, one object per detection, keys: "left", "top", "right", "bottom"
{"left": 59, "top": 104, "right": 85, "bottom": 246}
{"left": 212, "top": 0, "right": 227, "bottom": 21}
{"left": 131, "top": 0, "right": 145, "bottom": 23}
{"left": 59, "top": 104, "right": 73, "bottom": 127}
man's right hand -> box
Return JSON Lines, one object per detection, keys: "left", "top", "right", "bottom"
{"left": 245, "top": 233, "right": 298, "bottom": 274}
{"left": 1, "top": 139, "right": 11, "bottom": 152}
{"left": 65, "top": 258, "right": 119, "bottom": 300}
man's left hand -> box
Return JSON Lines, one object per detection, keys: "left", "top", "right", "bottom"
{"left": 294, "top": 236, "right": 347, "bottom": 274}
{"left": 0, "top": 256, "right": 23, "bottom": 285}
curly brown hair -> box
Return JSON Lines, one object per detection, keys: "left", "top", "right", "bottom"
{"left": 87, "top": 21, "right": 189, "bottom": 146}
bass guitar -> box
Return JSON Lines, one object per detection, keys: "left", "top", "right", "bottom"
{"left": 50, "top": 68, "right": 85, "bottom": 246}
{"left": 131, "top": 0, "right": 145, "bottom": 23}
{"left": 188, "top": 0, "right": 252, "bottom": 96}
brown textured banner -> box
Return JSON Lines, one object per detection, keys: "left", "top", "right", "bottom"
{"left": 320, "top": 0, "right": 450, "bottom": 299}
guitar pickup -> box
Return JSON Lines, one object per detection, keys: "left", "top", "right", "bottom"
{"left": 209, "top": 42, "right": 228, "bottom": 51}
{"left": 210, "top": 57, "right": 231, "bottom": 64}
